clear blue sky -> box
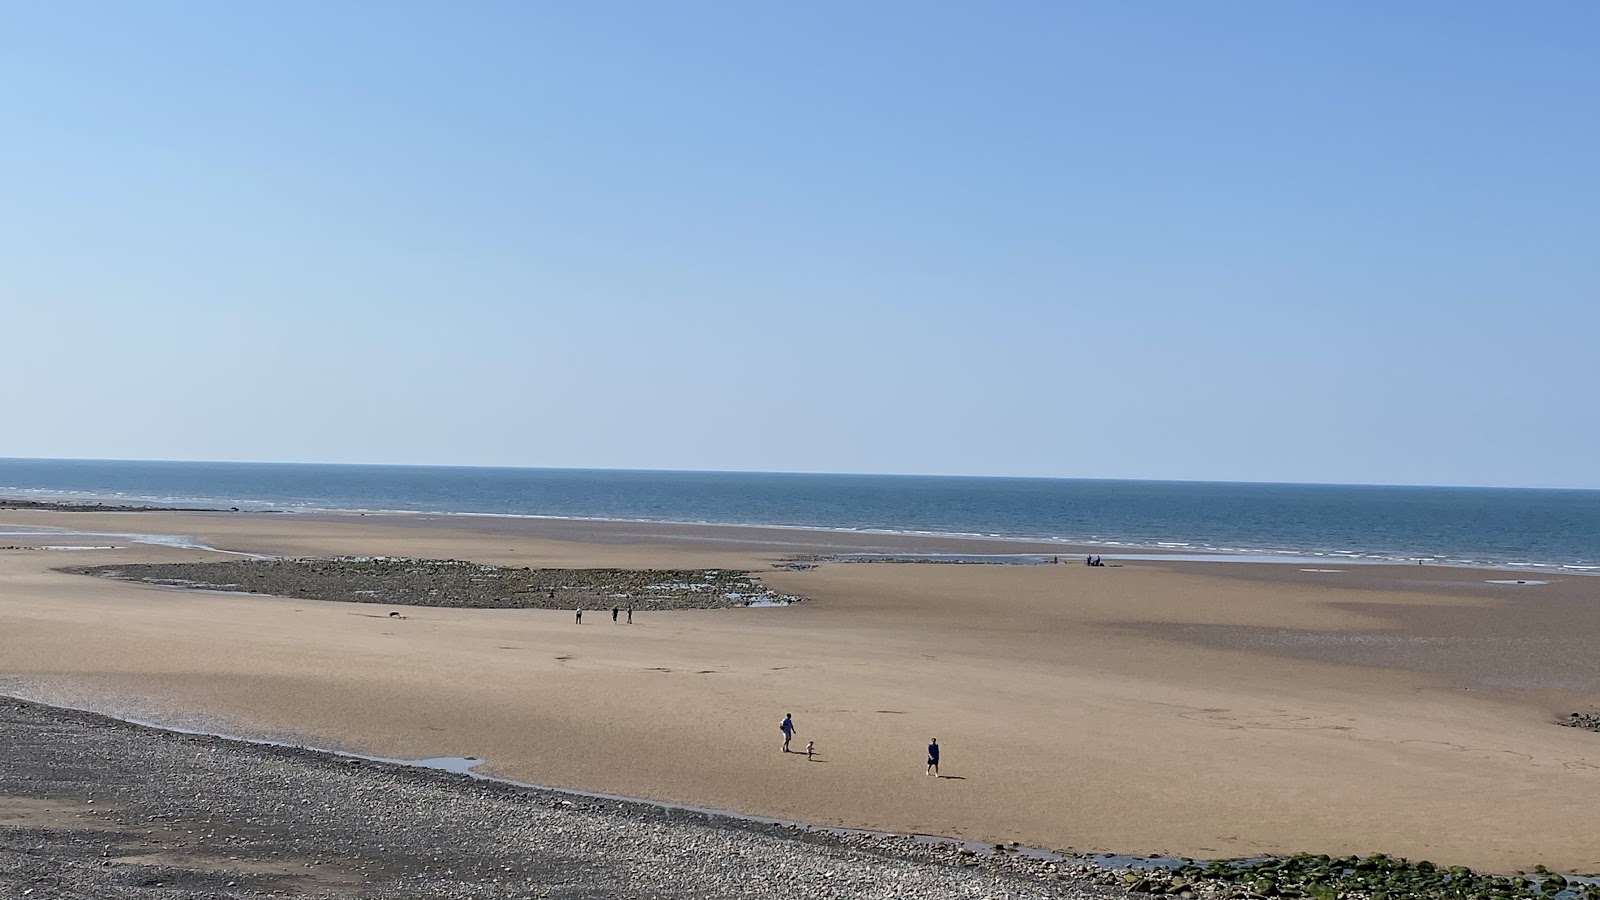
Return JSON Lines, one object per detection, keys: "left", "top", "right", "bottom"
{"left": 3, "top": 2, "right": 1595, "bottom": 487}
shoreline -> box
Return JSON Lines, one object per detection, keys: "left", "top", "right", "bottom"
{"left": 0, "top": 696, "right": 1116, "bottom": 899}
{"left": 0, "top": 691, "right": 1080, "bottom": 865}
{"left": 12, "top": 690, "right": 1600, "bottom": 891}
{"left": 4, "top": 491, "right": 1595, "bottom": 574}
{"left": 9, "top": 693, "right": 1600, "bottom": 900}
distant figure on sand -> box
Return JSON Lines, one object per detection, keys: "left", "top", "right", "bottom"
{"left": 805, "top": 740, "right": 814, "bottom": 760}
{"left": 575, "top": 607, "right": 583, "bottom": 624}
{"left": 626, "top": 604, "right": 633, "bottom": 624}
{"left": 612, "top": 606, "right": 619, "bottom": 623}
{"left": 780, "top": 713, "right": 796, "bottom": 752}
{"left": 926, "top": 738, "right": 940, "bottom": 776}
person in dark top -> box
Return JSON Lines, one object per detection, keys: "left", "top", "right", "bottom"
{"left": 780, "top": 713, "right": 796, "bottom": 752}
{"left": 926, "top": 737, "right": 940, "bottom": 776}
{"left": 612, "top": 606, "right": 619, "bottom": 623}
{"left": 626, "top": 604, "right": 633, "bottom": 624}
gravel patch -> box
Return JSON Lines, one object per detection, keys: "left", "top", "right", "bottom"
{"left": 0, "top": 699, "right": 1124, "bottom": 899}
{"left": 1558, "top": 711, "right": 1600, "bottom": 733}
{"left": 62, "top": 558, "right": 804, "bottom": 610}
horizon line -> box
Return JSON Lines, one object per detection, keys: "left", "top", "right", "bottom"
{"left": 1, "top": 456, "right": 1594, "bottom": 494}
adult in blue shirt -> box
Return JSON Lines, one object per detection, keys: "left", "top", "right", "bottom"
{"left": 926, "top": 738, "right": 940, "bottom": 776}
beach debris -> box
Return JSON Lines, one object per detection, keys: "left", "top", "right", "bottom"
{"left": 0, "top": 499, "right": 221, "bottom": 513}
{"left": 1558, "top": 711, "right": 1600, "bottom": 733}
{"left": 1114, "top": 853, "right": 1600, "bottom": 900}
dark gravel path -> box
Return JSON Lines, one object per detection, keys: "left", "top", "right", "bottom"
{"left": 0, "top": 699, "right": 1121, "bottom": 899}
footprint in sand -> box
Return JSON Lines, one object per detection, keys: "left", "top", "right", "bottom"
{"left": 1398, "top": 739, "right": 1534, "bottom": 762}
{"left": 1181, "top": 709, "right": 1354, "bottom": 732}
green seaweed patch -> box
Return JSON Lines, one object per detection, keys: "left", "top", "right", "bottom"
{"left": 1122, "top": 853, "right": 1599, "bottom": 900}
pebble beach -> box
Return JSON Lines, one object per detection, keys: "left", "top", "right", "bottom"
{"left": 0, "top": 699, "right": 1120, "bottom": 899}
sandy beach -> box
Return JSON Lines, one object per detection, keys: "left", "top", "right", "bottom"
{"left": 3, "top": 508, "right": 1598, "bottom": 873}
{"left": 0, "top": 698, "right": 1114, "bottom": 899}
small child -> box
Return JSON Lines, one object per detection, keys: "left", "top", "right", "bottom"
{"left": 805, "top": 740, "right": 815, "bottom": 760}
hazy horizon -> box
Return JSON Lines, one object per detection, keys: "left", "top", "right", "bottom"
{"left": 3, "top": 455, "right": 1596, "bottom": 493}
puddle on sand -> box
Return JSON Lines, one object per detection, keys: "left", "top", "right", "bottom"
{"left": 832, "top": 553, "right": 1057, "bottom": 565}
{"left": 1486, "top": 579, "right": 1548, "bottom": 586}
{"left": 390, "top": 756, "right": 483, "bottom": 775}
{"left": 0, "top": 527, "right": 260, "bottom": 556}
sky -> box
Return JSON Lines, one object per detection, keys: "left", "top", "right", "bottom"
{"left": 2, "top": 2, "right": 1596, "bottom": 488}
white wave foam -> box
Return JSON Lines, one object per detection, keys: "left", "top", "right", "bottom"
{"left": 8, "top": 487, "right": 1594, "bottom": 576}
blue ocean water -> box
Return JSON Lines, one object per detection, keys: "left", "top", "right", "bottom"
{"left": 0, "top": 458, "right": 1596, "bottom": 571}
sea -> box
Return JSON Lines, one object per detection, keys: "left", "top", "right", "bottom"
{"left": 1, "top": 458, "right": 1596, "bottom": 573}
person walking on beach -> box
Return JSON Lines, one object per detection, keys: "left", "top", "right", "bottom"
{"left": 626, "top": 604, "right": 633, "bottom": 624}
{"left": 926, "top": 738, "right": 940, "bottom": 776}
{"left": 611, "top": 606, "right": 619, "bottom": 623}
{"left": 805, "top": 740, "right": 814, "bottom": 760}
{"left": 780, "top": 713, "right": 796, "bottom": 752}
{"left": 575, "top": 607, "right": 583, "bottom": 624}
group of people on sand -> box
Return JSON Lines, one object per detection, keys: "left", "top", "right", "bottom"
{"left": 779, "top": 713, "right": 943, "bottom": 776}
{"left": 1085, "top": 555, "right": 1106, "bottom": 567}
{"left": 574, "top": 605, "right": 632, "bottom": 624}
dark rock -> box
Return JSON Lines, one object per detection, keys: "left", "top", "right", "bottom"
{"left": 62, "top": 558, "right": 808, "bottom": 611}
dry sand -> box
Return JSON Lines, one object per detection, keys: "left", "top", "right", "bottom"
{"left": 1, "top": 509, "right": 1598, "bottom": 871}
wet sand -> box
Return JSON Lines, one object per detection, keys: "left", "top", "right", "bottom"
{"left": 1, "top": 508, "right": 1598, "bottom": 871}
